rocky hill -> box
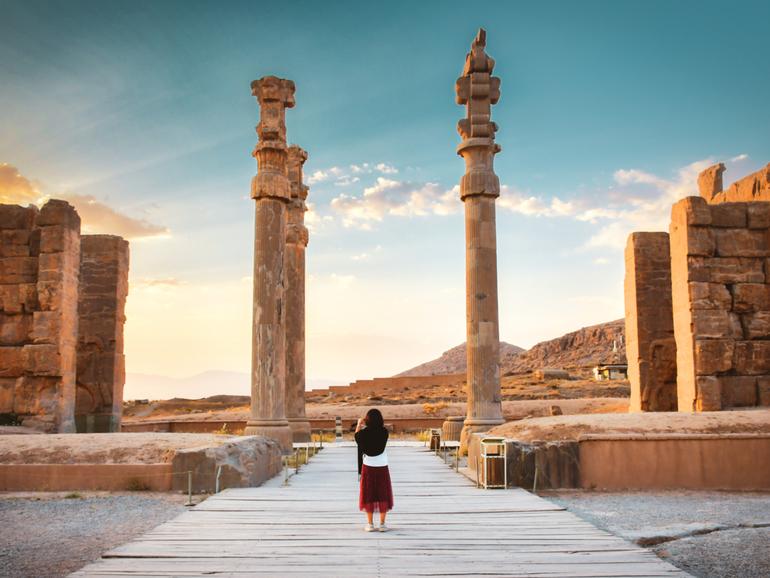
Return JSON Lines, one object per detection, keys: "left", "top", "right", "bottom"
{"left": 396, "top": 342, "right": 525, "bottom": 377}
{"left": 503, "top": 319, "right": 625, "bottom": 374}
{"left": 396, "top": 320, "right": 626, "bottom": 377}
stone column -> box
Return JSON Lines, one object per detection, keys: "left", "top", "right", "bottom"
{"left": 285, "top": 145, "right": 311, "bottom": 442}
{"left": 456, "top": 29, "right": 505, "bottom": 453}
{"left": 243, "top": 76, "right": 294, "bottom": 452}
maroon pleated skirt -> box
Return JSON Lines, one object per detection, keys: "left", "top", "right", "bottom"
{"left": 359, "top": 464, "right": 394, "bottom": 513}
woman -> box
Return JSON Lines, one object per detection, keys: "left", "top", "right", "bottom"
{"left": 355, "top": 408, "right": 394, "bottom": 532}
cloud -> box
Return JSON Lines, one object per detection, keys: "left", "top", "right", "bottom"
{"left": 135, "top": 277, "right": 184, "bottom": 289}
{"left": 498, "top": 185, "right": 576, "bottom": 217}
{"left": 330, "top": 177, "right": 460, "bottom": 228}
{"left": 61, "top": 193, "right": 170, "bottom": 239}
{"left": 0, "top": 163, "right": 169, "bottom": 240}
{"left": 0, "top": 163, "right": 44, "bottom": 205}
{"left": 307, "top": 162, "right": 399, "bottom": 186}
{"left": 730, "top": 153, "right": 749, "bottom": 162}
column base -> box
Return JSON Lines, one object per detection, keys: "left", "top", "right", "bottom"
{"left": 288, "top": 418, "right": 312, "bottom": 443}
{"left": 459, "top": 419, "right": 505, "bottom": 456}
{"left": 244, "top": 420, "right": 293, "bottom": 454}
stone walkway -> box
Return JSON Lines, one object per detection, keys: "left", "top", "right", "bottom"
{"left": 71, "top": 442, "right": 688, "bottom": 577}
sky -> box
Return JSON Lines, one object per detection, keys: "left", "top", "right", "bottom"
{"left": 1, "top": 0, "right": 769, "bottom": 396}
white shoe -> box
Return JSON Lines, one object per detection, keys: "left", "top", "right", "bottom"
{"left": 378, "top": 524, "right": 389, "bottom": 532}
{"left": 365, "top": 524, "right": 376, "bottom": 532}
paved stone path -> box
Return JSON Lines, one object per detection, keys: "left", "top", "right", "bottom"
{"left": 72, "top": 442, "right": 689, "bottom": 577}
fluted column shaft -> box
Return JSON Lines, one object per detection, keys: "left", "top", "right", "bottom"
{"left": 244, "top": 76, "right": 295, "bottom": 453}
{"left": 285, "top": 145, "right": 311, "bottom": 442}
{"left": 456, "top": 30, "right": 505, "bottom": 453}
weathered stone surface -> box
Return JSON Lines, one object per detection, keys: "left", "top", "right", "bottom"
{"left": 705, "top": 163, "right": 770, "bottom": 204}
{"left": 0, "top": 200, "right": 126, "bottom": 433}
{"left": 456, "top": 30, "right": 504, "bottom": 453}
{"left": 720, "top": 376, "right": 758, "bottom": 408}
{"left": 709, "top": 203, "right": 747, "bottom": 228}
{"left": 670, "top": 195, "right": 770, "bottom": 412}
{"left": 624, "top": 232, "right": 677, "bottom": 412}
{"left": 697, "top": 163, "right": 725, "bottom": 201}
{"left": 747, "top": 203, "right": 770, "bottom": 229}
{"left": 284, "top": 145, "right": 311, "bottom": 443}
{"left": 733, "top": 341, "right": 770, "bottom": 375}
{"left": 695, "top": 376, "right": 721, "bottom": 411}
{"left": 758, "top": 378, "right": 770, "bottom": 406}
{"left": 693, "top": 340, "right": 734, "bottom": 375}
{"left": 689, "top": 282, "right": 731, "bottom": 310}
{"left": 244, "top": 76, "right": 294, "bottom": 452}
{"left": 76, "top": 235, "right": 129, "bottom": 433}
{"left": 714, "top": 228, "right": 768, "bottom": 257}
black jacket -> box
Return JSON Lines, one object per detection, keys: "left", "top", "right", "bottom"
{"left": 354, "top": 426, "right": 388, "bottom": 475}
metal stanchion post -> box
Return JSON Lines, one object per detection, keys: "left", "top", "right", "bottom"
{"left": 215, "top": 465, "right": 222, "bottom": 493}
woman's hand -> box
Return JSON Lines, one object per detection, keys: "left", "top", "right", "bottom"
{"left": 355, "top": 417, "right": 365, "bottom": 433}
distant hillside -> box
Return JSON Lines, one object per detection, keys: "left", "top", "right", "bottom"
{"left": 396, "top": 320, "right": 626, "bottom": 378}
{"left": 396, "top": 342, "right": 525, "bottom": 377}
{"left": 502, "top": 319, "right": 626, "bottom": 374}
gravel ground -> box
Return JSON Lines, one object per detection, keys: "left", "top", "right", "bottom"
{"left": 0, "top": 492, "right": 190, "bottom": 577}
{"left": 545, "top": 491, "right": 770, "bottom": 578}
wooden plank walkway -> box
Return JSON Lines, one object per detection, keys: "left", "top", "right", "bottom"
{"left": 72, "top": 442, "right": 689, "bottom": 577}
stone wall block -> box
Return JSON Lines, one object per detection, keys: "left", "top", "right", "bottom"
{"left": 671, "top": 197, "right": 712, "bottom": 226}
{"left": 710, "top": 203, "right": 747, "bottom": 228}
{"left": 36, "top": 200, "right": 81, "bottom": 229}
{"left": 0, "top": 256, "right": 38, "bottom": 284}
{"left": 0, "top": 377, "right": 14, "bottom": 412}
{"left": 689, "top": 282, "right": 731, "bottom": 310}
{"left": 747, "top": 203, "right": 770, "bottom": 229}
{"left": 707, "top": 257, "right": 764, "bottom": 284}
{"left": 732, "top": 283, "right": 770, "bottom": 313}
{"left": 695, "top": 376, "right": 722, "bottom": 411}
{"left": 714, "top": 229, "right": 769, "bottom": 258}
{"left": 0, "top": 206, "right": 36, "bottom": 230}
{"left": 693, "top": 339, "right": 734, "bottom": 374}
{"left": 733, "top": 341, "right": 770, "bottom": 375}
{"left": 0, "top": 346, "right": 25, "bottom": 377}
{"left": 0, "top": 313, "right": 32, "bottom": 346}
{"left": 22, "top": 344, "right": 62, "bottom": 376}
{"left": 0, "top": 284, "right": 38, "bottom": 314}
{"left": 720, "top": 376, "right": 758, "bottom": 408}
{"left": 691, "top": 309, "right": 743, "bottom": 339}
{"left": 743, "top": 311, "right": 770, "bottom": 339}
{"left": 758, "top": 378, "right": 770, "bottom": 406}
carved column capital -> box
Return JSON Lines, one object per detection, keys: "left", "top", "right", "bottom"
{"left": 455, "top": 29, "right": 501, "bottom": 201}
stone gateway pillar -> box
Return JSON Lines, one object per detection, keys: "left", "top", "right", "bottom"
{"left": 456, "top": 30, "right": 505, "bottom": 452}
{"left": 244, "top": 76, "right": 294, "bottom": 452}
{"left": 285, "top": 145, "right": 311, "bottom": 442}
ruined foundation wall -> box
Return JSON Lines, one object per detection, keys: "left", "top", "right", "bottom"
{"left": 624, "top": 232, "right": 677, "bottom": 412}
{"left": 670, "top": 196, "right": 770, "bottom": 411}
{"left": 0, "top": 201, "right": 81, "bottom": 432}
{"left": 76, "top": 235, "right": 129, "bottom": 432}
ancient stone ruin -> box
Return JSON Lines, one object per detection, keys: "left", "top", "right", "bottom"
{"left": 0, "top": 200, "right": 129, "bottom": 432}
{"left": 625, "top": 163, "right": 770, "bottom": 411}
{"left": 246, "top": 75, "right": 311, "bottom": 451}
{"left": 456, "top": 29, "right": 505, "bottom": 451}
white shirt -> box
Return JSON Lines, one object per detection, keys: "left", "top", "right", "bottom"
{"left": 363, "top": 450, "right": 388, "bottom": 467}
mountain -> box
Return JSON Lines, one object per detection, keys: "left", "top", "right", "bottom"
{"left": 502, "top": 319, "right": 626, "bottom": 374}
{"left": 395, "top": 342, "right": 525, "bottom": 377}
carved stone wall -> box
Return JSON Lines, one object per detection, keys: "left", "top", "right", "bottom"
{"left": 624, "top": 232, "right": 677, "bottom": 412}
{"left": 670, "top": 196, "right": 770, "bottom": 411}
{"left": 0, "top": 200, "right": 81, "bottom": 432}
{"left": 76, "top": 235, "right": 129, "bottom": 432}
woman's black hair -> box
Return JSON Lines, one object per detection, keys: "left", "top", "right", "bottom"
{"left": 364, "top": 408, "right": 384, "bottom": 429}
